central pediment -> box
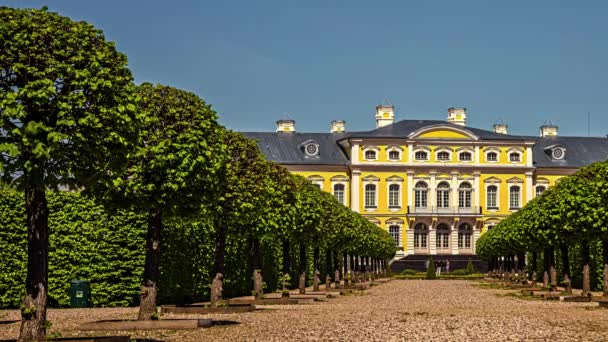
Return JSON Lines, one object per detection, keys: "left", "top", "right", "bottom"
{"left": 408, "top": 124, "right": 479, "bottom": 140}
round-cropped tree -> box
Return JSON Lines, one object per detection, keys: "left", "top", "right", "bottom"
{"left": 111, "top": 83, "right": 226, "bottom": 320}
{"left": 0, "top": 7, "right": 138, "bottom": 340}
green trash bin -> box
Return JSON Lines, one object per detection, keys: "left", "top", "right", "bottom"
{"left": 70, "top": 279, "right": 90, "bottom": 308}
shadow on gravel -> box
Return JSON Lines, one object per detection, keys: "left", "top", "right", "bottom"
{"left": 213, "top": 320, "right": 240, "bottom": 326}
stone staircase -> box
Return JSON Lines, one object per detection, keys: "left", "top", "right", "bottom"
{"left": 390, "top": 255, "right": 488, "bottom": 273}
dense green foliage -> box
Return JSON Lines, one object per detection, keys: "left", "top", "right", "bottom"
{"left": 0, "top": 191, "right": 146, "bottom": 308}
{"left": 465, "top": 257, "right": 475, "bottom": 275}
{"left": 477, "top": 161, "right": 608, "bottom": 291}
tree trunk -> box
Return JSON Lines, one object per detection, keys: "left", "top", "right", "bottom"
{"left": 582, "top": 240, "right": 591, "bottom": 297}
{"left": 138, "top": 208, "right": 163, "bottom": 320}
{"left": 19, "top": 187, "right": 49, "bottom": 341}
{"left": 548, "top": 247, "right": 557, "bottom": 289}
{"left": 560, "top": 245, "right": 572, "bottom": 295}
{"left": 210, "top": 220, "right": 227, "bottom": 307}
{"left": 333, "top": 250, "right": 340, "bottom": 288}
{"left": 313, "top": 247, "right": 320, "bottom": 291}
{"left": 343, "top": 253, "right": 349, "bottom": 287}
{"left": 530, "top": 252, "right": 538, "bottom": 281}
{"left": 542, "top": 248, "right": 550, "bottom": 289}
{"left": 299, "top": 243, "right": 306, "bottom": 294}
{"left": 325, "top": 249, "right": 332, "bottom": 283}
{"left": 603, "top": 239, "right": 608, "bottom": 297}
{"left": 282, "top": 239, "right": 290, "bottom": 278}
{"left": 250, "top": 238, "right": 263, "bottom": 299}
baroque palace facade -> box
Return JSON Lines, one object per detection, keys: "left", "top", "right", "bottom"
{"left": 244, "top": 105, "right": 608, "bottom": 259}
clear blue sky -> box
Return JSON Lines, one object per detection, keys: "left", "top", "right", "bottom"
{"left": 4, "top": 1, "right": 608, "bottom": 136}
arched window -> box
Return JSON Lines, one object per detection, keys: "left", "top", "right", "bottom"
{"left": 389, "top": 225, "right": 401, "bottom": 247}
{"left": 486, "top": 152, "right": 498, "bottom": 162}
{"left": 312, "top": 183, "right": 322, "bottom": 189}
{"left": 388, "top": 184, "right": 400, "bottom": 208}
{"left": 436, "top": 223, "right": 450, "bottom": 250}
{"left": 414, "top": 181, "right": 428, "bottom": 208}
{"left": 333, "top": 183, "right": 345, "bottom": 205}
{"left": 388, "top": 150, "right": 400, "bottom": 161}
{"left": 509, "top": 186, "right": 521, "bottom": 209}
{"left": 486, "top": 185, "right": 498, "bottom": 209}
{"left": 458, "top": 182, "right": 472, "bottom": 208}
{"left": 414, "top": 151, "right": 428, "bottom": 161}
{"left": 458, "top": 223, "right": 472, "bottom": 249}
{"left": 436, "top": 182, "right": 450, "bottom": 208}
{"left": 509, "top": 152, "right": 521, "bottom": 162}
{"left": 365, "top": 150, "right": 377, "bottom": 160}
{"left": 459, "top": 151, "right": 472, "bottom": 162}
{"left": 414, "top": 223, "right": 428, "bottom": 249}
{"left": 535, "top": 185, "right": 546, "bottom": 197}
{"left": 364, "top": 184, "right": 377, "bottom": 208}
{"left": 437, "top": 151, "right": 450, "bottom": 161}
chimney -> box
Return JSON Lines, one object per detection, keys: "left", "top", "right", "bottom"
{"left": 375, "top": 104, "right": 395, "bottom": 128}
{"left": 330, "top": 120, "right": 346, "bottom": 133}
{"left": 276, "top": 119, "right": 295, "bottom": 132}
{"left": 447, "top": 107, "right": 466, "bottom": 126}
{"left": 540, "top": 121, "right": 558, "bottom": 137}
{"left": 493, "top": 122, "right": 508, "bottom": 134}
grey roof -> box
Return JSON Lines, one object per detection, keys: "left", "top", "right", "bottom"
{"left": 242, "top": 132, "right": 350, "bottom": 165}
{"left": 533, "top": 136, "right": 608, "bottom": 168}
{"left": 345, "top": 120, "right": 529, "bottom": 141}
{"left": 242, "top": 120, "right": 608, "bottom": 168}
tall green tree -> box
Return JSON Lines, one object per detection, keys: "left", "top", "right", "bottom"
{"left": 0, "top": 7, "right": 138, "bottom": 340}
{"left": 113, "top": 83, "right": 226, "bottom": 320}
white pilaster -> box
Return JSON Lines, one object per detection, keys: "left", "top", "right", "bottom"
{"left": 406, "top": 229, "right": 414, "bottom": 256}
{"left": 474, "top": 146, "right": 480, "bottom": 165}
{"left": 351, "top": 170, "right": 361, "bottom": 212}
{"left": 451, "top": 222, "right": 459, "bottom": 255}
{"left": 407, "top": 143, "right": 414, "bottom": 165}
{"left": 429, "top": 171, "right": 437, "bottom": 211}
{"left": 351, "top": 143, "right": 359, "bottom": 164}
{"left": 525, "top": 172, "right": 533, "bottom": 205}
{"left": 526, "top": 146, "right": 533, "bottom": 167}
{"left": 451, "top": 172, "right": 459, "bottom": 208}
{"left": 429, "top": 224, "right": 437, "bottom": 255}
{"left": 474, "top": 172, "right": 480, "bottom": 210}
{"left": 406, "top": 171, "right": 414, "bottom": 209}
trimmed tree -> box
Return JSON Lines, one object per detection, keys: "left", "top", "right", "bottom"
{"left": 112, "top": 83, "right": 226, "bottom": 320}
{"left": 426, "top": 257, "right": 436, "bottom": 279}
{"left": 0, "top": 7, "right": 138, "bottom": 340}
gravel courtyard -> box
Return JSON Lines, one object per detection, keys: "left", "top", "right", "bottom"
{"left": 2, "top": 280, "right": 608, "bottom": 341}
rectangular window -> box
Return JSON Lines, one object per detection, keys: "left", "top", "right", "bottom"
{"left": 333, "top": 184, "right": 345, "bottom": 205}
{"left": 365, "top": 184, "right": 376, "bottom": 208}
{"left": 509, "top": 186, "right": 520, "bottom": 209}
{"left": 415, "top": 151, "right": 428, "bottom": 161}
{"left": 389, "top": 225, "right": 400, "bottom": 246}
{"left": 415, "top": 190, "right": 427, "bottom": 208}
{"left": 437, "top": 190, "right": 449, "bottom": 208}
{"left": 388, "top": 184, "right": 400, "bottom": 208}
{"left": 509, "top": 153, "right": 521, "bottom": 162}
{"left": 486, "top": 186, "right": 497, "bottom": 209}
{"left": 459, "top": 190, "right": 471, "bottom": 208}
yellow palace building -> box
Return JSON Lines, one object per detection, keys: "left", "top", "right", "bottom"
{"left": 244, "top": 105, "right": 608, "bottom": 270}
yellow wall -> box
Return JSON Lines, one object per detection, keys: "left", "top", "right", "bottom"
{"left": 418, "top": 130, "right": 471, "bottom": 139}
{"left": 292, "top": 171, "right": 351, "bottom": 207}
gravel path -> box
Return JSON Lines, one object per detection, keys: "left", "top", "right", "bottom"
{"left": 2, "top": 280, "right": 608, "bottom": 341}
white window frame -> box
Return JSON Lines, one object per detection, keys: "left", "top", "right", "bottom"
{"left": 386, "top": 146, "right": 402, "bottom": 162}
{"left": 436, "top": 182, "right": 451, "bottom": 208}
{"left": 484, "top": 148, "right": 500, "bottom": 163}
{"left": 458, "top": 223, "right": 473, "bottom": 249}
{"left": 458, "top": 151, "right": 473, "bottom": 162}
{"left": 435, "top": 149, "right": 452, "bottom": 162}
{"left": 509, "top": 185, "right": 521, "bottom": 210}
{"left": 486, "top": 184, "right": 499, "bottom": 210}
{"left": 413, "top": 223, "right": 428, "bottom": 250}
{"left": 332, "top": 182, "right": 346, "bottom": 205}
{"left": 363, "top": 180, "right": 379, "bottom": 210}
{"left": 387, "top": 183, "right": 401, "bottom": 209}
{"left": 387, "top": 221, "right": 403, "bottom": 248}
{"left": 307, "top": 176, "right": 324, "bottom": 189}
{"left": 508, "top": 148, "right": 523, "bottom": 163}
{"left": 413, "top": 148, "right": 430, "bottom": 161}
{"left": 414, "top": 181, "right": 429, "bottom": 208}
{"left": 535, "top": 185, "right": 546, "bottom": 198}
{"left": 435, "top": 223, "right": 450, "bottom": 250}
{"left": 363, "top": 148, "right": 378, "bottom": 161}
{"left": 458, "top": 182, "right": 473, "bottom": 208}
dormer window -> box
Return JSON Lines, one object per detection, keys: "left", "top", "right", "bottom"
{"left": 437, "top": 151, "right": 450, "bottom": 161}
{"left": 459, "top": 151, "right": 472, "bottom": 162}
{"left": 486, "top": 152, "right": 498, "bottom": 162}
{"left": 305, "top": 143, "right": 319, "bottom": 157}
{"left": 365, "top": 150, "right": 377, "bottom": 160}
{"left": 300, "top": 140, "right": 320, "bottom": 158}
{"left": 552, "top": 147, "right": 565, "bottom": 160}
{"left": 415, "top": 151, "right": 429, "bottom": 161}
{"left": 509, "top": 152, "right": 521, "bottom": 162}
